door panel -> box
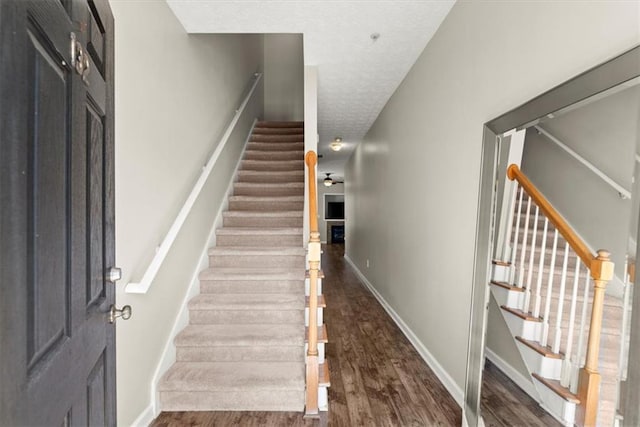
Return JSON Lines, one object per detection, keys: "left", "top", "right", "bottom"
{"left": 87, "top": 102, "right": 105, "bottom": 308}
{"left": 1, "top": 0, "right": 115, "bottom": 425}
{"left": 26, "top": 19, "right": 72, "bottom": 372}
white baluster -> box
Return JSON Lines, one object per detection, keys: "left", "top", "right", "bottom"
{"left": 533, "top": 218, "right": 549, "bottom": 319}
{"left": 561, "top": 260, "right": 581, "bottom": 387}
{"left": 541, "top": 229, "right": 559, "bottom": 347}
{"left": 523, "top": 205, "right": 539, "bottom": 313}
{"left": 571, "top": 273, "right": 591, "bottom": 393}
{"left": 517, "top": 196, "right": 532, "bottom": 289}
{"left": 618, "top": 259, "right": 632, "bottom": 382}
{"left": 509, "top": 187, "right": 525, "bottom": 284}
{"left": 552, "top": 242, "right": 570, "bottom": 354}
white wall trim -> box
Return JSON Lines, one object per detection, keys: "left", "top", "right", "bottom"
{"left": 484, "top": 347, "right": 539, "bottom": 401}
{"left": 343, "top": 254, "right": 465, "bottom": 407}
{"left": 145, "top": 119, "right": 257, "bottom": 422}
{"left": 130, "top": 404, "right": 154, "bottom": 427}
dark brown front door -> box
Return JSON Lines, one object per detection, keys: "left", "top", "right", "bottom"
{"left": 0, "top": 0, "right": 116, "bottom": 425}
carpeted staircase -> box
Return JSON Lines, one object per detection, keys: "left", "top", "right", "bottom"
{"left": 158, "top": 121, "right": 307, "bottom": 412}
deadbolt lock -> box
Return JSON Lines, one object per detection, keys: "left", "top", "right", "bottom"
{"left": 107, "top": 267, "right": 122, "bottom": 283}
{"left": 70, "top": 32, "right": 90, "bottom": 83}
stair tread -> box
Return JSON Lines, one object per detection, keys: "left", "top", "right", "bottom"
{"left": 319, "top": 361, "right": 330, "bottom": 387}
{"left": 159, "top": 361, "right": 305, "bottom": 392}
{"left": 223, "top": 210, "right": 303, "bottom": 218}
{"left": 189, "top": 293, "right": 304, "bottom": 310}
{"left": 209, "top": 246, "right": 306, "bottom": 256}
{"left": 199, "top": 267, "right": 305, "bottom": 281}
{"left": 532, "top": 373, "right": 580, "bottom": 404}
{"left": 229, "top": 195, "right": 304, "bottom": 201}
{"left": 306, "top": 269, "right": 326, "bottom": 279}
{"left": 515, "top": 336, "right": 563, "bottom": 359}
{"left": 216, "top": 227, "right": 303, "bottom": 236}
{"left": 490, "top": 280, "right": 525, "bottom": 292}
{"left": 500, "top": 305, "right": 542, "bottom": 322}
{"left": 235, "top": 182, "right": 304, "bottom": 188}
{"left": 252, "top": 129, "right": 304, "bottom": 135}
{"left": 305, "top": 295, "right": 326, "bottom": 308}
{"left": 175, "top": 324, "right": 305, "bottom": 347}
{"left": 244, "top": 150, "right": 304, "bottom": 155}
{"left": 492, "top": 259, "right": 512, "bottom": 267}
{"left": 305, "top": 325, "right": 328, "bottom": 343}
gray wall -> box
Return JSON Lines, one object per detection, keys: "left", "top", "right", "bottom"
{"left": 486, "top": 297, "right": 532, "bottom": 380}
{"left": 264, "top": 34, "right": 304, "bottom": 121}
{"left": 521, "top": 86, "right": 639, "bottom": 279}
{"left": 344, "top": 0, "right": 639, "bottom": 395}
{"left": 110, "top": 1, "right": 264, "bottom": 424}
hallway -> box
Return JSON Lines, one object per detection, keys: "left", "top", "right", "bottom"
{"left": 152, "top": 244, "right": 552, "bottom": 426}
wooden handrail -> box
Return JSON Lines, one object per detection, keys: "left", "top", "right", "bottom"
{"left": 306, "top": 151, "right": 319, "bottom": 233}
{"left": 506, "top": 163, "right": 614, "bottom": 426}
{"left": 507, "top": 164, "right": 593, "bottom": 268}
{"left": 304, "top": 151, "right": 321, "bottom": 416}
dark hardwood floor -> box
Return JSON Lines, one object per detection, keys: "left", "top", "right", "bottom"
{"left": 152, "top": 244, "right": 556, "bottom": 426}
{"left": 481, "top": 360, "right": 561, "bottom": 427}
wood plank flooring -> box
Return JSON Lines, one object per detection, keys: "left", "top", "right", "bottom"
{"left": 481, "top": 360, "right": 561, "bottom": 427}
{"left": 151, "top": 244, "right": 556, "bottom": 426}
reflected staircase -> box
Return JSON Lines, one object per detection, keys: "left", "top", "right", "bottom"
{"left": 490, "top": 165, "right": 628, "bottom": 426}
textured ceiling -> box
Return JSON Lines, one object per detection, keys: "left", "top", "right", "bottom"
{"left": 166, "top": 0, "right": 456, "bottom": 178}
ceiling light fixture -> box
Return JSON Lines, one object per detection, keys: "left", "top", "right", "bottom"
{"left": 330, "top": 137, "right": 343, "bottom": 152}
{"left": 324, "top": 173, "right": 334, "bottom": 187}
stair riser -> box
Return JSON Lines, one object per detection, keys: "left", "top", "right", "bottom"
{"left": 246, "top": 142, "right": 304, "bottom": 152}
{"left": 533, "top": 379, "right": 576, "bottom": 425}
{"left": 228, "top": 200, "right": 304, "bottom": 211}
{"left": 190, "top": 310, "right": 304, "bottom": 325}
{"left": 244, "top": 151, "right": 303, "bottom": 161}
{"left": 237, "top": 171, "right": 304, "bottom": 183}
{"left": 490, "top": 285, "right": 523, "bottom": 309}
{"left": 200, "top": 280, "right": 303, "bottom": 294}
{"left": 252, "top": 128, "right": 304, "bottom": 135}
{"left": 241, "top": 160, "right": 304, "bottom": 171}
{"left": 516, "top": 341, "right": 563, "bottom": 380}
{"left": 223, "top": 216, "right": 303, "bottom": 228}
{"left": 256, "top": 121, "right": 303, "bottom": 128}
{"left": 160, "top": 391, "right": 304, "bottom": 412}
{"left": 176, "top": 346, "right": 304, "bottom": 362}
{"left": 501, "top": 309, "right": 541, "bottom": 341}
{"left": 209, "top": 254, "right": 304, "bottom": 268}
{"left": 233, "top": 185, "right": 303, "bottom": 197}
{"left": 250, "top": 135, "right": 304, "bottom": 143}
{"left": 216, "top": 234, "right": 302, "bottom": 247}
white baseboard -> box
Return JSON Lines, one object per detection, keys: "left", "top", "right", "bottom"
{"left": 130, "top": 404, "right": 154, "bottom": 427}
{"left": 147, "top": 118, "right": 258, "bottom": 419}
{"left": 484, "top": 347, "right": 539, "bottom": 401}
{"left": 343, "top": 254, "right": 465, "bottom": 407}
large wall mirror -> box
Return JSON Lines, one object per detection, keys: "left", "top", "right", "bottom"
{"left": 464, "top": 46, "right": 640, "bottom": 427}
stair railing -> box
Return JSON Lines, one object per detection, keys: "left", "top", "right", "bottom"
{"left": 504, "top": 164, "right": 614, "bottom": 426}
{"left": 304, "top": 151, "right": 321, "bottom": 416}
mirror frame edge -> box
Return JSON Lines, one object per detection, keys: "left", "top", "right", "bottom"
{"left": 463, "top": 45, "right": 640, "bottom": 427}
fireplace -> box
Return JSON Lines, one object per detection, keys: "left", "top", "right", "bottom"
{"left": 330, "top": 224, "right": 345, "bottom": 244}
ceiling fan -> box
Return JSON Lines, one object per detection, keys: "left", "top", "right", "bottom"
{"left": 323, "top": 173, "right": 344, "bottom": 187}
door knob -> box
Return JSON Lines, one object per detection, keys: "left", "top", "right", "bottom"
{"left": 106, "top": 267, "right": 122, "bottom": 283}
{"left": 108, "top": 305, "right": 132, "bottom": 323}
